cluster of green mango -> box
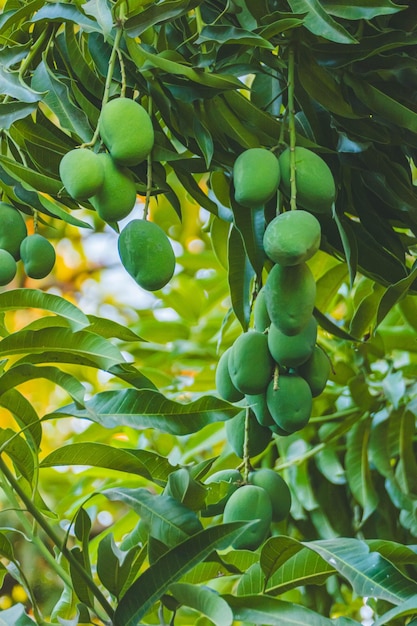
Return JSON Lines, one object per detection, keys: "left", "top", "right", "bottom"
{"left": 0, "top": 202, "right": 56, "bottom": 286}
{"left": 60, "top": 97, "right": 176, "bottom": 292}
{"left": 203, "top": 467, "right": 292, "bottom": 550}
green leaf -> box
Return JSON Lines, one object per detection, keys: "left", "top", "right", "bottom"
{"left": 287, "top": 0, "right": 358, "bottom": 43}
{"left": 124, "top": 0, "right": 201, "bottom": 37}
{"left": 377, "top": 265, "right": 417, "bottom": 327}
{"left": 0, "top": 154, "right": 62, "bottom": 195}
{"left": 82, "top": 0, "right": 113, "bottom": 39}
{"left": 37, "top": 194, "right": 93, "bottom": 229}
{"left": 0, "top": 328, "right": 126, "bottom": 371}
{"left": 104, "top": 487, "right": 202, "bottom": 547}
{"left": 228, "top": 226, "right": 253, "bottom": 331}
{"left": 113, "top": 522, "right": 248, "bottom": 626}
{"left": 224, "top": 595, "right": 359, "bottom": 625}
{"left": 0, "top": 289, "right": 89, "bottom": 331}
{"left": 306, "top": 538, "right": 417, "bottom": 604}
{"left": 0, "top": 102, "right": 38, "bottom": 130}
{"left": 86, "top": 315, "right": 145, "bottom": 342}
{"left": 265, "top": 547, "right": 336, "bottom": 595}
{"left": 31, "top": 61, "right": 93, "bottom": 142}
{"left": 260, "top": 535, "right": 304, "bottom": 582}
{"left": 0, "top": 390, "right": 41, "bottom": 451}
{"left": 366, "top": 539, "right": 417, "bottom": 566}
{"left": 52, "top": 389, "right": 238, "bottom": 435}
{"left": 0, "top": 604, "right": 36, "bottom": 625}
{"left": 345, "top": 419, "right": 379, "bottom": 524}
{"left": 372, "top": 595, "right": 417, "bottom": 626}
{"left": 0, "top": 65, "right": 43, "bottom": 103}
{"left": 41, "top": 443, "right": 152, "bottom": 479}
{"left": 169, "top": 583, "right": 234, "bottom": 626}
{"left": 0, "top": 532, "right": 15, "bottom": 562}
{"left": 97, "top": 534, "right": 138, "bottom": 599}
{"left": 197, "top": 25, "right": 274, "bottom": 49}
{"left": 0, "top": 364, "right": 86, "bottom": 407}
{"left": 31, "top": 2, "right": 98, "bottom": 32}
{"left": 321, "top": 0, "right": 406, "bottom": 19}
{"left": 0, "top": 429, "right": 34, "bottom": 483}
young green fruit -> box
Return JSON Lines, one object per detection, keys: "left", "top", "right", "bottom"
{"left": 59, "top": 148, "right": 104, "bottom": 200}
{"left": 233, "top": 148, "right": 280, "bottom": 208}
{"left": 266, "top": 373, "right": 312, "bottom": 434}
{"left": 264, "top": 262, "right": 316, "bottom": 336}
{"left": 228, "top": 331, "right": 274, "bottom": 394}
{"left": 0, "top": 249, "right": 17, "bottom": 286}
{"left": 263, "top": 210, "right": 321, "bottom": 266}
{"left": 253, "top": 287, "right": 271, "bottom": 332}
{"left": 0, "top": 202, "right": 27, "bottom": 260}
{"left": 225, "top": 409, "right": 272, "bottom": 459}
{"left": 118, "top": 219, "right": 175, "bottom": 291}
{"left": 223, "top": 484, "right": 272, "bottom": 549}
{"left": 297, "top": 344, "right": 331, "bottom": 397}
{"left": 99, "top": 97, "right": 154, "bottom": 166}
{"left": 215, "top": 347, "right": 245, "bottom": 403}
{"left": 245, "top": 392, "right": 289, "bottom": 436}
{"left": 20, "top": 234, "right": 56, "bottom": 279}
{"left": 89, "top": 154, "right": 137, "bottom": 223}
{"left": 202, "top": 469, "right": 242, "bottom": 517}
{"left": 248, "top": 468, "right": 292, "bottom": 522}
{"left": 268, "top": 316, "right": 317, "bottom": 368}
{"left": 279, "top": 147, "right": 335, "bottom": 214}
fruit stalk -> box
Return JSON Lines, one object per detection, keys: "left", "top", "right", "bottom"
{"left": 243, "top": 406, "right": 251, "bottom": 483}
{"left": 287, "top": 44, "right": 297, "bottom": 211}
{"left": 144, "top": 97, "right": 154, "bottom": 220}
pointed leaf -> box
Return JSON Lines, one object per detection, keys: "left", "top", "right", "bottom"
{"left": 0, "top": 604, "right": 36, "bottom": 625}
{"left": 0, "top": 429, "right": 34, "bottom": 483}
{"left": 265, "top": 547, "right": 336, "bottom": 595}
{"left": 0, "top": 154, "right": 62, "bottom": 195}
{"left": 0, "top": 102, "right": 37, "bottom": 129}
{"left": 306, "top": 538, "right": 417, "bottom": 604}
{"left": 82, "top": 0, "right": 113, "bottom": 39}
{"left": 260, "top": 535, "right": 304, "bottom": 582}
{"left": 228, "top": 226, "right": 253, "bottom": 331}
{"left": 113, "top": 522, "right": 248, "bottom": 626}
{"left": 169, "top": 583, "right": 233, "bottom": 626}
{"left": 345, "top": 420, "right": 379, "bottom": 523}
{"left": 287, "top": 0, "right": 358, "bottom": 43}
{"left": 0, "top": 389, "right": 41, "bottom": 450}
{"left": 52, "top": 389, "right": 238, "bottom": 435}
{"left": 0, "top": 289, "right": 89, "bottom": 331}
{"left": 372, "top": 595, "right": 417, "bottom": 626}
{"left": 321, "top": 0, "right": 405, "bottom": 19}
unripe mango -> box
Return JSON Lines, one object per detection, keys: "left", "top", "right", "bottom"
{"left": 253, "top": 287, "right": 271, "bottom": 332}
{"left": 0, "top": 202, "right": 27, "bottom": 260}
{"left": 215, "top": 347, "right": 244, "bottom": 403}
{"left": 263, "top": 210, "right": 321, "bottom": 266}
{"left": 279, "top": 147, "right": 335, "bottom": 214}
{"left": 228, "top": 331, "right": 274, "bottom": 394}
{"left": 223, "top": 484, "right": 272, "bottom": 549}
{"left": 202, "top": 469, "right": 242, "bottom": 517}
{"left": 20, "top": 234, "right": 56, "bottom": 279}
{"left": 118, "top": 219, "right": 175, "bottom": 291}
{"left": 99, "top": 97, "right": 154, "bottom": 166}
{"left": 266, "top": 373, "right": 312, "bottom": 434}
{"left": 268, "top": 316, "right": 317, "bottom": 368}
{"left": 249, "top": 468, "right": 292, "bottom": 522}
{"left": 297, "top": 344, "right": 331, "bottom": 397}
{"left": 0, "top": 249, "right": 17, "bottom": 286}
{"left": 246, "top": 392, "right": 289, "bottom": 436}
{"left": 233, "top": 148, "right": 280, "bottom": 208}
{"left": 225, "top": 409, "right": 272, "bottom": 458}
{"left": 59, "top": 148, "right": 104, "bottom": 200}
{"left": 264, "top": 262, "right": 316, "bottom": 336}
{"left": 90, "top": 154, "right": 137, "bottom": 223}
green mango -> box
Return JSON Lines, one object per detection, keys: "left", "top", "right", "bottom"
{"left": 215, "top": 347, "right": 244, "bottom": 403}
{"left": 228, "top": 331, "right": 274, "bottom": 394}
{"left": 223, "top": 484, "right": 272, "bottom": 549}
{"left": 20, "top": 234, "right": 56, "bottom": 279}
{"left": 99, "top": 97, "right": 154, "bottom": 166}
{"left": 118, "top": 219, "right": 175, "bottom": 291}
{"left": 90, "top": 154, "right": 137, "bottom": 223}
{"left": 263, "top": 210, "right": 321, "bottom": 266}
{"left": 202, "top": 469, "right": 242, "bottom": 517}
{"left": 266, "top": 373, "right": 312, "bottom": 434}
{"left": 297, "top": 344, "right": 331, "bottom": 397}
{"left": 268, "top": 316, "right": 317, "bottom": 368}
{"left": 264, "top": 262, "right": 316, "bottom": 336}
{"left": 225, "top": 409, "right": 272, "bottom": 459}
{"left": 246, "top": 392, "right": 289, "bottom": 436}
{"left": 248, "top": 468, "right": 292, "bottom": 522}
{"left": 253, "top": 286, "right": 271, "bottom": 332}
{"left": 59, "top": 148, "right": 104, "bottom": 200}
{"left": 279, "top": 147, "right": 335, "bottom": 214}
{"left": 0, "top": 202, "right": 27, "bottom": 260}
{"left": 233, "top": 148, "right": 280, "bottom": 208}
{"left": 0, "top": 249, "right": 17, "bottom": 286}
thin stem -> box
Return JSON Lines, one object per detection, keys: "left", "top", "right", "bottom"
{"left": 143, "top": 97, "right": 153, "bottom": 220}
{"left": 243, "top": 406, "right": 251, "bottom": 483}
{"left": 287, "top": 45, "right": 297, "bottom": 211}
{"left": 0, "top": 456, "right": 115, "bottom": 621}
{"left": 18, "top": 27, "right": 51, "bottom": 80}
{"left": 195, "top": 6, "right": 207, "bottom": 57}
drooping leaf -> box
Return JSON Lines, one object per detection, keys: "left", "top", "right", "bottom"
{"left": 0, "top": 102, "right": 37, "bottom": 129}
{"left": 287, "top": 0, "right": 358, "bottom": 43}
{"left": 31, "top": 2, "right": 98, "bottom": 32}
{"left": 52, "top": 389, "right": 238, "bottom": 435}
{"left": 82, "top": 0, "right": 113, "bottom": 39}
{"left": 113, "top": 522, "right": 248, "bottom": 626}
{"left": 197, "top": 25, "right": 274, "bottom": 49}
{"left": 227, "top": 226, "right": 253, "bottom": 331}
{"left": 321, "top": 0, "right": 405, "bottom": 19}
{"left": 0, "top": 390, "right": 41, "bottom": 451}
{"left": 0, "top": 428, "right": 34, "bottom": 483}
{"left": 265, "top": 547, "right": 336, "bottom": 595}
{"left": 169, "top": 582, "right": 234, "bottom": 626}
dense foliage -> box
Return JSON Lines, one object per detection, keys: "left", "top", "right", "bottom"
{"left": 1, "top": 1, "right": 417, "bottom": 625}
